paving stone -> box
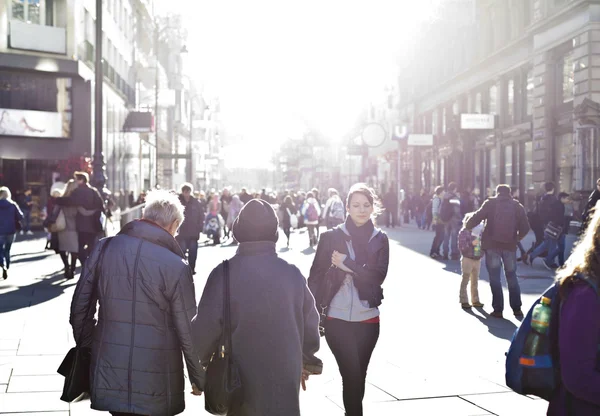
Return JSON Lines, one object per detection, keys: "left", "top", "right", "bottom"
{"left": 0, "top": 391, "right": 69, "bottom": 412}
{"left": 363, "top": 397, "right": 492, "bottom": 415}
{"left": 69, "top": 400, "right": 104, "bottom": 415}
{"left": 10, "top": 355, "right": 63, "bottom": 376}
{"left": 7, "top": 374, "right": 64, "bottom": 393}
{"left": 461, "top": 391, "right": 549, "bottom": 415}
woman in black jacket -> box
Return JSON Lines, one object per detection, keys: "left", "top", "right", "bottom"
{"left": 308, "top": 183, "right": 389, "bottom": 416}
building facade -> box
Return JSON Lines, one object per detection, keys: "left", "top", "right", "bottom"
{"left": 395, "top": 0, "right": 600, "bottom": 213}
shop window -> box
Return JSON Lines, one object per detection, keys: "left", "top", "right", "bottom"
{"left": 488, "top": 148, "right": 498, "bottom": 196}
{"left": 489, "top": 85, "right": 497, "bottom": 114}
{"left": 526, "top": 69, "right": 534, "bottom": 117}
{"left": 560, "top": 51, "right": 574, "bottom": 104}
{"left": 557, "top": 133, "right": 575, "bottom": 193}
{"left": 475, "top": 92, "right": 482, "bottom": 113}
{"left": 507, "top": 79, "right": 515, "bottom": 125}
{"left": 505, "top": 145, "right": 513, "bottom": 186}
{"left": 524, "top": 141, "right": 535, "bottom": 211}
{"left": 10, "top": 0, "right": 43, "bottom": 25}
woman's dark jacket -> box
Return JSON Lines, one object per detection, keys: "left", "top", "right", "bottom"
{"left": 178, "top": 195, "right": 205, "bottom": 239}
{"left": 0, "top": 199, "right": 23, "bottom": 235}
{"left": 547, "top": 281, "right": 600, "bottom": 415}
{"left": 191, "top": 242, "right": 322, "bottom": 416}
{"left": 57, "top": 184, "right": 105, "bottom": 233}
{"left": 70, "top": 220, "right": 203, "bottom": 415}
{"left": 308, "top": 223, "right": 389, "bottom": 311}
{"left": 279, "top": 201, "right": 297, "bottom": 228}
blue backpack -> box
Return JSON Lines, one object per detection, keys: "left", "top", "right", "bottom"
{"left": 505, "top": 275, "right": 598, "bottom": 400}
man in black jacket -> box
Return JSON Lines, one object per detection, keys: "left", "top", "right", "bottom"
{"left": 56, "top": 171, "right": 105, "bottom": 270}
{"left": 176, "top": 183, "right": 204, "bottom": 275}
{"left": 529, "top": 182, "right": 565, "bottom": 270}
{"left": 465, "top": 184, "right": 530, "bottom": 319}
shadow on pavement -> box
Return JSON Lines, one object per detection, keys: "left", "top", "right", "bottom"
{"left": 11, "top": 253, "right": 55, "bottom": 265}
{"left": 302, "top": 247, "right": 316, "bottom": 255}
{"left": 464, "top": 308, "right": 518, "bottom": 341}
{"left": 0, "top": 273, "right": 77, "bottom": 314}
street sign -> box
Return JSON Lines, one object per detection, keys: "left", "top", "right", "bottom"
{"left": 461, "top": 114, "right": 495, "bottom": 130}
{"left": 361, "top": 123, "right": 387, "bottom": 147}
{"left": 407, "top": 134, "right": 433, "bottom": 146}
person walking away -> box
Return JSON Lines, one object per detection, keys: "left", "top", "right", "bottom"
{"left": 383, "top": 187, "right": 398, "bottom": 228}
{"left": 429, "top": 186, "right": 445, "bottom": 258}
{"left": 546, "top": 205, "right": 600, "bottom": 415}
{"left": 239, "top": 187, "right": 252, "bottom": 205}
{"left": 280, "top": 195, "right": 298, "bottom": 247}
{"left": 441, "top": 182, "right": 462, "bottom": 260}
{"left": 57, "top": 180, "right": 80, "bottom": 279}
{"left": 226, "top": 194, "right": 244, "bottom": 245}
{"left": 55, "top": 172, "right": 105, "bottom": 270}
{"left": 401, "top": 194, "right": 411, "bottom": 224}
{"left": 69, "top": 190, "right": 203, "bottom": 415}
{"left": 529, "top": 182, "right": 565, "bottom": 270}
{"left": 220, "top": 188, "right": 232, "bottom": 240}
{"left": 302, "top": 192, "right": 321, "bottom": 247}
{"left": 176, "top": 183, "right": 204, "bottom": 275}
{"left": 308, "top": 183, "right": 389, "bottom": 416}
{"left": 544, "top": 192, "right": 571, "bottom": 268}
{"left": 413, "top": 190, "right": 426, "bottom": 229}
{"left": 45, "top": 188, "right": 61, "bottom": 252}
{"left": 324, "top": 188, "right": 346, "bottom": 230}
{"left": 0, "top": 187, "right": 23, "bottom": 279}
{"left": 580, "top": 177, "right": 600, "bottom": 234}
{"left": 457, "top": 213, "right": 484, "bottom": 309}
{"left": 191, "top": 199, "right": 323, "bottom": 415}
{"left": 19, "top": 188, "right": 34, "bottom": 235}
{"left": 465, "top": 184, "right": 530, "bottom": 319}
{"left": 423, "top": 191, "right": 433, "bottom": 231}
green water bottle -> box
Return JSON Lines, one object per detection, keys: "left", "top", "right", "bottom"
{"left": 473, "top": 239, "right": 481, "bottom": 257}
{"left": 523, "top": 297, "right": 552, "bottom": 357}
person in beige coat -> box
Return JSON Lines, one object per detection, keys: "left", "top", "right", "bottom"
{"left": 58, "top": 180, "right": 79, "bottom": 279}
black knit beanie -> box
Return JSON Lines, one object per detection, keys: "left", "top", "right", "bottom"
{"left": 232, "top": 199, "right": 279, "bottom": 243}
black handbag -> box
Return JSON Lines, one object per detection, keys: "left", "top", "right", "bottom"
{"left": 544, "top": 222, "right": 563, "bottom": 240}
{"left": 204, "top": 260, "right": 243, "bottom": 415}
{"left": 58, "top": 238, "right": 112, "bottom": 402}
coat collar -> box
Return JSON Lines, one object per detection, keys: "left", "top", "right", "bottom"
{"left": 119, "top": 219, "right": 185, "bottom": 258}
{"left": 236, "top": 241, "right": 277, "bottom": 256}
{"left": 339, "top": 222, "right": 381, "bottom": 243}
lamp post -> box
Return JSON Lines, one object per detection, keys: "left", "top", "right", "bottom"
{"left": 91, "top": 0, "right": 108, "bottom": 194}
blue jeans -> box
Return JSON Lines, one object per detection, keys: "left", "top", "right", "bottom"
{"left": 530, "top": 236, "right": 558, "bottom": 264}
{"left": 0, "top": 233, "right": 16, "bottom": 269}
{"left": 176, "top": 236, "right": 199, "bottom": 273}
{"left": 443, "top": 220, "right": 460, "bottom": 257}
{"left": 485, "top": 249, "right": 522, "bottom": 313}
{"left": 22, "top": 210, "right": 31, "bottom": 232}
{"left": 546, "top": 234, "right": 566, "bottom": 266}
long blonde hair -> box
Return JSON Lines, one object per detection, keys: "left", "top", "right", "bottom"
{"left": 557, "top": 200, "right": 600, "bottom": 294}
{"left": 63, "top": 180, "right": 78, "bottom": 198}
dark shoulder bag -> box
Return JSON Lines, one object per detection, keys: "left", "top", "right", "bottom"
{"left": 204, "top": 260, "right": 243, "bottom": 415}
{"left": 57, "top": 237, "right": 112, "bottom": 402}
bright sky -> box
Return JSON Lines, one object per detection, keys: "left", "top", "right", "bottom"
{"left": 176, "top": 0, "right": 442, "bottom": 168}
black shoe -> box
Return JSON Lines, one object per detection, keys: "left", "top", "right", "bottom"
{"left": 513, "top": 309, "right": 524, "bottom": 318}
{"left": 490, "top": 310, "right": 503, "bottom": 319}
{"left": 2, "top": 268, "right": 7, "bottom": 280}
{"left": 65, "top": 269, "right": 73, "bottom": 280}
{"left": 430, "top": 253, "right": 440, "bottom": 259}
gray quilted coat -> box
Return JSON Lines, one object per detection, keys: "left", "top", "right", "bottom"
{"left": 191, "top": 241, "right": 323, "bottom": 416}
{"left": 70, "top": 219, "right": 203, "bottom": 415}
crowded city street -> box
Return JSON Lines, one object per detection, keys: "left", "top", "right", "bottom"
{"left": 0, "top": 221, "right": 559, "bottom": 415}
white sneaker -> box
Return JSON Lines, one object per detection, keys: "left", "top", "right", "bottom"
{"left": 20, "top": 230, "right": 24, "bottom": 235}
{"left": 26, "top": 231, "right": 34, "bottom": 235}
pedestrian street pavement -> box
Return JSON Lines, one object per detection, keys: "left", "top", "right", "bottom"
{"left": 0, "top": 224, "right": 564, "bottom": 415}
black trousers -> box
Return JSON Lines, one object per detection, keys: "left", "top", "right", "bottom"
{"left": 325, "top": 319, "right": 380, "bottom": 416}
{"left": 78, "top": 231, "right": 98, "bottom": 270}
{"left": 430, "top": 223, "right": 444, "bottom": 255}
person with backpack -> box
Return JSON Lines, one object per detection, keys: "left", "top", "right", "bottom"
{"left": 302, "top": 191, "right": 321, "bottom": 247}
{"left": 529, "top": 182, "right": 565, "bottom": 270}
{"left": 465, "top": 184, "right": 530, "bottom": 318}
{"left": 441, "top": 182, "right": 462, "bottom": 260}
{"left": 543, "top": 204, "right": 600, "bottom": 415}
{"left": 308, "top": 183, "right": 389, "bottom": 416}
{"left": 458, "top": 213, "right": 484, "bottom": 309}
{"left": 324, "top": 188, "right": 346, "bottom": 230}
{"left": 429, "top": 186, "right": 445, "bottom": 258}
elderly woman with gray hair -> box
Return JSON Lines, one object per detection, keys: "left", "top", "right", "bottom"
{"left": 70, "top": 190, "right": 203, "bottom": 416}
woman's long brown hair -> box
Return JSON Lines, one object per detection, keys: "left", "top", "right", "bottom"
{"left": 557, "top": 201, "right": 600, "bottom": 295}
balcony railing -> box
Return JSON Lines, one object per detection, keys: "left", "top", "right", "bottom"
{"left": 9, "top": 20, "right": 66, "bottom": 54}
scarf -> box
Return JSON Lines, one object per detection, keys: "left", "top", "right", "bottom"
{"left": 345, "top": 217, "right": 375, "bottom": 267}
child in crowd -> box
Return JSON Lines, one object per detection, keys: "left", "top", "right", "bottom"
{"left": 458, "top": 213, "right": 485, "bottom": 309}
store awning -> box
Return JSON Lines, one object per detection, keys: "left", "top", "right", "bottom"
{"left": 123, "top": 111, "right": 154, "bottom": 133}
